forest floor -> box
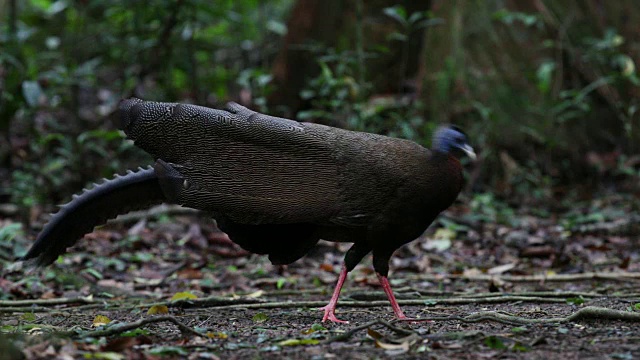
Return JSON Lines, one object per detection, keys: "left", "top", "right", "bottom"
{"left": 1, "top": 193, "right": 640, "bottom": 359}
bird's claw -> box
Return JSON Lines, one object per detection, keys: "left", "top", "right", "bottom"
{"left": 320, "top": 306, "right": 349, "bottom": 324}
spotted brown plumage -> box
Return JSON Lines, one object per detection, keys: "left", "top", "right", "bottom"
{"left": 22, "top": 98, "right": 476, "bottom": 323}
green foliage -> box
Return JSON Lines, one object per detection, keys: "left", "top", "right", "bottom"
{"left": 484, "top": 335, "right": 529, "bottom": 352}
{"left": 383, "top": 5, "right": 444, "bottom": 42}
{"left": 493, "top": 9, "right": 543, "bottom": 28}
{"left": 252, "top": 312, "right": 269, "bottom": 323}
{"left": 566, "top": 296, "right": 585, "bottom": 305}
{"left": 2, "top": 0, "right": 639, "bottom": 216}
{"left": 237, "top": 68, "right": 274, "bottom": 112}
{"left": 559, "top": 201, "right": 631, "bottom": 232}
{"left": 424, "top": 2, "right": 640, "bottom": 200}
{"left": 0, "top": 223, "right": 23, "bottom": 244}
{"left": 298, "top": 48, "right": 428, "bottom": 141}
{"left": 9, "top": 127, "right": 142, "bottom": 208}
{"left": 120, "top": 328, "right": 151, "bottom": 337}
{"left": 298, "top": 52, "right": 363, "bottom": 124}
{"left": 510, "top": 326, "right": 528, "bottom": 333}
{"left": 468, "top": 193, "right": 516, "bottom": 225}
{"left": 0, "top": 223, "right": 25, "bottom": 260}
{"left": 1, "top": 0, "right": 292, "bottom": 213}
{"left": 147, "top": 346, "right": 189, "bottom": 356}
{"left": 296, "top": 5, "right": 448, "bottom": 142}
{"left": 483, "top": 335, "right": 507, "bottom": 350}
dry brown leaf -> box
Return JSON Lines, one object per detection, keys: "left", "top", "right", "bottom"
{"left": 488, "top": 262, "right": 517, "bottom": 275}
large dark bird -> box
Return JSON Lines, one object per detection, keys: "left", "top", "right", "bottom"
{"left": 22, "top": 98, "right": 475, "bottom": 323}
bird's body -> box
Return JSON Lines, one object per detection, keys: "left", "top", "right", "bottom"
{"left": 23, "top": 98, "right": 475, "bottom": 322}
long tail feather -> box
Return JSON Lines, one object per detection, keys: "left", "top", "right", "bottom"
{"left": 21, "top": 166, "right": 165, "bottom": 266}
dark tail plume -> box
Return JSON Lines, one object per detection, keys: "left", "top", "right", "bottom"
{"left": 21, "top": 167, "right": 165, "bottom": 266}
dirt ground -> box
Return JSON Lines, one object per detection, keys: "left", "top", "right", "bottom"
{"left": 1, "top": 196, "right": 639, "bottom": 359}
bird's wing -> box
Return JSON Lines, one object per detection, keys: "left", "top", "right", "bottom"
{"left": 121, "top": 100, "right": 349, "bottom": 224}
{"left": 121, "top": 99, "right": 431, "bottom": 226}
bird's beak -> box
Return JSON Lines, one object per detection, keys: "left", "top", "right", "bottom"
{"left": 461, "top": 144, "right": 476, "bottom": 161}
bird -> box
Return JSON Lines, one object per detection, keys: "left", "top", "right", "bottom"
{"left": 22, "top": 98, "right": 475, "bottom": 323}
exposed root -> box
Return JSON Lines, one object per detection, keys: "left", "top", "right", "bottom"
{"left": 323, "top": 319, "right": 415, "bottom": 343}
{"left": 0, "top": 296, "right": 96, "bottom": 307}
{"left": 322, "top": 306, "right": 640, "bottom": 343}
{"left": 416, "top": 306, "right": 640, "bottom": 326}
{"left": 59, "top": 315, "right": 205, "bottom": 338}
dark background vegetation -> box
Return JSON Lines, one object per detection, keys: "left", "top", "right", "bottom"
{"left": 1, "top": 0, "right": 638, "bottom": 216}
{"left": 1, "top": 0, "right": 639, "bottom": 358}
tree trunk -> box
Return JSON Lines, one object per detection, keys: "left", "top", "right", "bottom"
{"left": 269, "top": 0, "right": 432, "bottom": 115}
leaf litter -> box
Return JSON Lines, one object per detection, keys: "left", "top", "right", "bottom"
{"left": 0, "top": 194, "right": 639, "bottom": 359}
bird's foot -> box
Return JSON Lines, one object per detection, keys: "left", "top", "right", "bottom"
{"left": 320, "top": 306, "right": 349, "bottom": 324}
{"left": 392, "top": 308, "right": 431, "bottom": 323}
{"left": 391, "top": 310, "right": 426, "bottom": 323}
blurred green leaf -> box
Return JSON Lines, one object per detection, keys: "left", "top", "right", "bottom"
{"left": 252, "top": 312, "right": 269, "bottom": 323}
{"left": 21, "top": 312, "right": 36, "bottom": 322}
{"left": 536, "top": 61, "right": 556, "bottom": 94}
{"left": 383, "top": 6, "right": 408, "bottom": 26}
{"left": 511, "top": 326, "right": 528, "bottom": 333}
{"left": 171, "top": 291, "right": 198, "bottom": 302}
{"left": 484, "top": 336, "right": 506, "bottom": 350}
{"left": 148, "top": 347, "right": 188, "bottom": 356}
{"left": 266, "top": 20, "right": 287, "bottom": 36}
{"left": 21, "top": 80, "right": 42, "bottom": 107}
{"left": 566, "top": 296, "right": 585, "bottom": 305}
{"left": 278, "top": 338, "right": 320, "bottom": 346}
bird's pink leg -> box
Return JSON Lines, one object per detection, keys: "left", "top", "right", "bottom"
{"left": 376, "top": 273, "right": 409, "bottom": 319}
{"left": 378, "top": 274, "right": 431, "bottom": 322}
{"left": 320, "top": 264, "right": 349, "bottom": 323}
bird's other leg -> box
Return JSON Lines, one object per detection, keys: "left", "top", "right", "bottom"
{"left": 376, "top": 273, "right": 408, "bottom": 319}
{"left": 372, "top": 249, "right": 425, "bottom": 321}
{"left": 321, "top": 243, "right": 371, "bottom": 324}
{"left": 320, "top": 263, "right": 349, "bottom": 323}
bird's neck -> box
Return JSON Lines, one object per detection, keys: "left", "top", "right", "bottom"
{"left": 431, "top": 151, "right": 464, "bottom": 186}
{"left": 432, "top": 151, "right": 461, "bottom": 166}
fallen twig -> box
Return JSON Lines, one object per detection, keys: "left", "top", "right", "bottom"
{"left": 322, "top": 306, "right": 640, "bottom": 343}
{"left": 416, "top": 306, "right": 640, "bottom": 326}
{"left": 0, "top": 304, "right": 106, "bottom": 314}
{"left": 348, "top": 290, "right": 610, "bottom": 301}
{"left": 188, "top": 296, "right": 567, "bottom": 311}
{"left": 140, "top": 295, "right": 266, "bottom": 309}
{"left": 404, "top": 271, "right": 640, "bottom": 283}
{"left": 0, "top": 296, "right": 96, "bottom": 307}
{"left": 323, "top": 319, "right": 415, "bottom": 343}
{"left": 58, "top": 315, "right": 205, "bottom": 338}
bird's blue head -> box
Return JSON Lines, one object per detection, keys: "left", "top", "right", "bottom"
{"left": 432, "top": 125, "right": 476, "bottom": 160}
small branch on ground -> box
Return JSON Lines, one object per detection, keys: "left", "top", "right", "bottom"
{"left": 349, "top": 290, "right": 611, "bottom": 301}
{"left": 418, "top": 306, "right": 640, "bottom": 326}
{"left": 323, "top": 306, "right": 640, "bottom": 343}
{"left": 59, "top": 315, "right": 205, "bottom": 338}
{"left": 404, "top": 271, "right": 640, "bottom": 283}
{"left": 190, "top": 295, "right": 568, "bottom": 312}
{"left": 0, "top": 296, "right": 96, "bottom": 307}
{"left": 323, "top": 319, "right": 416, "bottom": 343}
{"left": 0, "top": 304, "right": 106, "bottom": 314}
{"left": 138, "top": 295, "right": 266, "bottom": 309}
